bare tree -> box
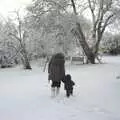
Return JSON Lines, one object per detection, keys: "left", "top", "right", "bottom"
{"left": 87, "top": 0, "right": 115, "bottom": 54}
{"left": 9, "top": 11, "right": 32, "bottom": 69}
{"left": 70, "top": 0, "right": 117, "bottom": 63}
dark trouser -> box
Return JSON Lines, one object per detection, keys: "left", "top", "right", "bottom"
{"left": 66, "top": 89, "right": 73, "bottom": 97}
{"left": 51, "top": 81, "right": 61, "bottom": 88}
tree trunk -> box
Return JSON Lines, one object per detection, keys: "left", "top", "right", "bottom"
{"left": 23, "top": 55, "right": 32, "bottom": 69}
{"left": 74, "top": 23, "right": 95, "bottom": 64}
{"left": 94, "top": 31, "right": 102, "bottom": 55}
{"left": 21, "top": 47, "right": 32, "bottom": 70}
{"left": 71, "top": 0, "right": 95, "bottom": 64}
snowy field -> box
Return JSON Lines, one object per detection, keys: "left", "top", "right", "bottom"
{"left": 0, "top": 56, "right": 120, "bottom": 120}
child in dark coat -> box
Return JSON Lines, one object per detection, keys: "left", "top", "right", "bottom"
{"left": 63, "top": 74, "right": 75, "bottom": 97}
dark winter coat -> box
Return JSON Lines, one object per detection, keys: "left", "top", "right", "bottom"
{"left": 48, "top": 53, "right": 65, "bottom": 82}
{"left": 63, "top": 75, "right": 75, "bottom": 90}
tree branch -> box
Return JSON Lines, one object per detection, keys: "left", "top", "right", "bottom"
{"left": 101, "top": 14, "right": 114, "bottom": 34}
{"left": 9, "top": 33, "right": 21, "bottom": 42}
{"left": 71, "top": 0, "right": 77, "bottom": 15}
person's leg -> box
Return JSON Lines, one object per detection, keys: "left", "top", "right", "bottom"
{"left": 51, "top": 87, "right": 56, "bottom": 97}
{"left": 51, "top": 81, "right": 61, "bottom": 97}
{"left": 66, "top": 90, "right": 70, "bottom": 97}
{"left": 56, "top": 82, "right": 61, "bottom": 95}
{"left": 56, "top": 87, "right": 60, "bottom": 95}
{"left": 51, "top": 81, "right": 56, "bottom": 97}
{"left": 70, "top": 89, "right": 73, "bottom": 96}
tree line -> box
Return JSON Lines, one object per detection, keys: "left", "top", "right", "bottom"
{"left": 0, "top": 0, "right": 120, "bottom": 69}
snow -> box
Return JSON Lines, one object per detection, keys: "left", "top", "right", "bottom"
{"left": 0, "top": 56, "right": 120, "bottom": 120}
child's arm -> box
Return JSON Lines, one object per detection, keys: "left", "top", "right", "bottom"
{"left": 61, "top": 75, "right": 66, "bottom": 83}
{"left": 72, "top": 80, "right": 75, "bottom": 86}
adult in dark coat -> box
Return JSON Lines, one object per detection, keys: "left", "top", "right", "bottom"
{"left": 48, "top": 53, "right": 65, "bottom": 96}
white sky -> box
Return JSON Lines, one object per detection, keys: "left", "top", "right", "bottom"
{"left": 0, "top": 0, "right": 32, "bottom": 18}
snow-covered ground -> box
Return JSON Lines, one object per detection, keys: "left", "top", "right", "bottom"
{"left": 0, "top": 56, "right": 120, "bottom": 120}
